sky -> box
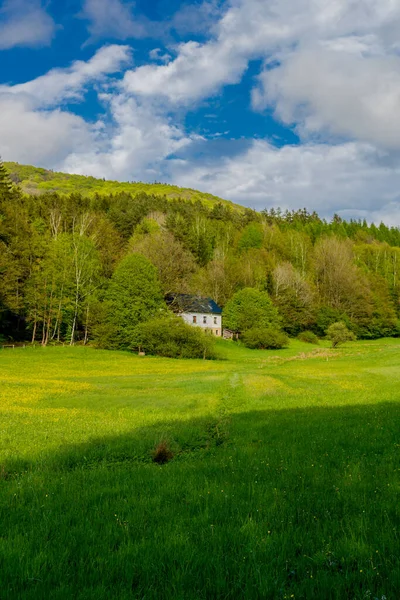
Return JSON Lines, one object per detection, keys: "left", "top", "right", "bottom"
{"left": 1, "top": 0, "right": 400, "bottom": 223}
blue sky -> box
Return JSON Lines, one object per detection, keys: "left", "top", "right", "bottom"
{"left": 1, "top": 0, "right": 400, "bottom": 223}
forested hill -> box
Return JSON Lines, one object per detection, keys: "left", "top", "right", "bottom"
{"left": 4, "top": 162, "right": 241, "bottom": 211}
{"left": 1, "top": 158, "right": 400, "bottom": 345}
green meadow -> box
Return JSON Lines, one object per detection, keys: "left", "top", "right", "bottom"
{"left": 0, "top": 339, "right": 399, "bottom": 599}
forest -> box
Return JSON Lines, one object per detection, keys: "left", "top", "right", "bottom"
{"left": 1, "top": 159, "right": 400, "bottom": 345}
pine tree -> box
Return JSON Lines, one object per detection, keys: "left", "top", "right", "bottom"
{"left": 0, "top": 159, "right": 15, "bottom": 201}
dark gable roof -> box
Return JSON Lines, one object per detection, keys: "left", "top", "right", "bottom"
{"left": 166, "top": 294, "right": 222, "bottom": 315}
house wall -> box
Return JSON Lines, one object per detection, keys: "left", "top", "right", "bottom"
{"left": 180, "top": 312, "right": 222, "bottom": 336}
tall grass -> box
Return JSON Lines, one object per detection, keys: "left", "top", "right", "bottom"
{"left": 0, "top": 339, "right": 399, "bottom": 599}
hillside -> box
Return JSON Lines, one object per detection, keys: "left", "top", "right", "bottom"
{"left": 4, "top": 162, "right": 243, "bottom": 211}
{"left": 2, "top": 157, "right": 400, "bottom": 346}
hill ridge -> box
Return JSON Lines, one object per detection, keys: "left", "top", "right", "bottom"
{"left": 4, "top": 161, "right": 244, "bottom": 212}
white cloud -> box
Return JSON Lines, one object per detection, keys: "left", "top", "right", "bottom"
{"left": 0, "top": 45, "right": 131, "bottom": 107}
{"left": 0, "top": 45, "right": 194, "bottom": 181}
{"left": 169, "top": 140, "right": 400, "bottom": 223}
{"left": 81, "top": 0, "right": 222, "bottom": 43}
{"left": 171, "top": 1, "right": 222, "bottom": 36}
{"left": 0, "top": 96, "right": 94, "bottom": 166}
{"left": 0, "top": 0, "right": 56, "bottom": 50}
{"left": 123, "top": 0, "right": 400, "bottom": 129}
{"left": 81, "top": 0, "right": 152, "bottom": 41}
{"left": 3, "top": 0, "right": 400, "bottom": 226}
{"left": 124, "top": 39, "right": 248, "bottom": 104}
{"left": 61, "top": 94, "right": 195, "bottom": 180}
{"left": 0, "top": 46, "right": 132, "bottom": 167}
{"left": 149, "top": 48, "right": 171, "bottom": 63}
{"left": 254, "top": 47, "right": 400, "bottom": 150}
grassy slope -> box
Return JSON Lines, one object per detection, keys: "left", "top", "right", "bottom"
{"left": 0, "top": 339, "right": 399, "bottom": 599}
{"left": 4, "top": 162, "right": 243, "bottom": 211}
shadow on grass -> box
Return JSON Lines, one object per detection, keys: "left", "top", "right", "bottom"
{"left": 1, "top": 402, "right": 399, "bottom": 600}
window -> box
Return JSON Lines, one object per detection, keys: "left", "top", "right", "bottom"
{"left": 214, "top": 317, "right": 217, "bottom": 325}
{"left": 215, "top": 330, "right": 219, "bottom": 336}
{"left": 193, "top": 315, "right": 197, "bottom": 324}
{"left": 203, "top": 316, "right": 207, "bottom": 324}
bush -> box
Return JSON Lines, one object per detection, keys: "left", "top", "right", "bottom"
{"left": 314, "top": 306, "right": 351, "bottom": 337}
{"left": 326, "top": 321, "right": 356, "bottom": 348}
{"left": 135, "top": 316, "right": 216, "bottom": 359}
{"left": 241, "top": 327, "right": 289, "bottom": 350}
{"left": 298, "top": 330, "right": 319, "bottom": 344}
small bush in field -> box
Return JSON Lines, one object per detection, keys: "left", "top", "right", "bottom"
{"left": 326, "top": 321, "right": 356, "bottom": 348}
{"left": 298, "top": 330, "right": 319, "bottom": 344}
{"left": 135, "top": 316, "right": 216, "bottom": 359}
{"left": 241, "top": 327, "right": 289, "bottom": 350}
{"left": 152, "top": 440, "right": 174, "bottom": 464}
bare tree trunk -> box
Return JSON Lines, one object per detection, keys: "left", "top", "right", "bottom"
{"left": 44, "top": 287, "right": 54, "bottom": 346}
{"left": 70, "top": 288, "right": 79, "bottom": 346}
{"left": 84, "top": 304, "right": 90, "bottom": 345}
{"left": 31, "top": 314, "right": 37, "bottom": 344}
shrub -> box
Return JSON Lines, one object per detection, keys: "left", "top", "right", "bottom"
{"left": 298, "top": 330, "right": 319, "bottom": 344}
{"left": 241, "top": 327, "right": 289, "bottom": 350}
{"left": 135, "top": 316, "right": 216, "bottom": 359}
{"left": 314, "top": 306, "right": 351, "bottom": 337}
{"left": 326, "top": 321, "right": 356, "bottom": 348}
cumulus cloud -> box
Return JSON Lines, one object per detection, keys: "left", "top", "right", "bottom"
{"left": 0, "top": 45, "right": 131, "bottom": 107}
{"left": 3, "top": 0, "right": 400, "bottom": 224}
{"left": 0, "top": 45, "right": 130, "bottom": 166}
{"left": 123, "top": 0, "right": 400, "bottom": 124}
{"left": 254, "top": 47, "right": 400, "bottom": 150}
{"left": 169, "top": 140, "right": 400, "bottom": 223}
{"left": 253, "top": 43, "right": 400, "bottom": 152}
{"left": 124, "top": 39, "right": 248, "bottom": 104}
{"left": 0, "top": 0, "right": 56, "bottom": 50}
{"left": 61, "top": 94, "right": 196, "bottom": 180}
{"left": 0, "top": 46, "right": 194, "bottom": 180}
{"left": 0, "top": 96, "right": 94, "bottom": 166}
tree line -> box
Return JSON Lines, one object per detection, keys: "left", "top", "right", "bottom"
{"left": 1, "top": 159, "right": 400, "bottom": 346}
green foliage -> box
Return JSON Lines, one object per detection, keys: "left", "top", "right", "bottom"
{"left": 238, "top": 223, "right": 264, "bottom": 251}
{"left": 298, "top": 330, "right": 319, "bottom": 344}
{"left": 241, "top": 327, "right": 289, "bottom": 349}
{"left": 326, "top": 321, "right": 357, "bottom": 348}
{"left": 314, "top": 306, "right": 351, "bottom": 337}
{"left": 2, "top": 161, "right": 400, "bottom": 344}
{"left": 223, "top": 287, "right": 280, "bottom": 332}
{"left": 136, "top": 316, "right": 216, "bottom": 359}
{"left": 4, "top": 162, "right": 240, "bottom": 211}
{"left": 130, "top": 229, "right": 196, "bottom": 294}
{"left": 0, "top": 160, "right": 15, "bottom": 201}
{"left": 105, "top": 254, "right": 165, "bottom": 348}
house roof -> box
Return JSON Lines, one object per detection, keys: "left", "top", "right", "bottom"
{"left": 166, "top": 293, "right": 222, "bottom": 315}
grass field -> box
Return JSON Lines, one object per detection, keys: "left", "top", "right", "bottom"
{"left": 0, "top": 339, "right": 399, "bottom": 599}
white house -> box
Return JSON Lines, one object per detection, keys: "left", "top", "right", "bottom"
{"left": 166, "top": 294, "right": 222, "bottom": 336}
